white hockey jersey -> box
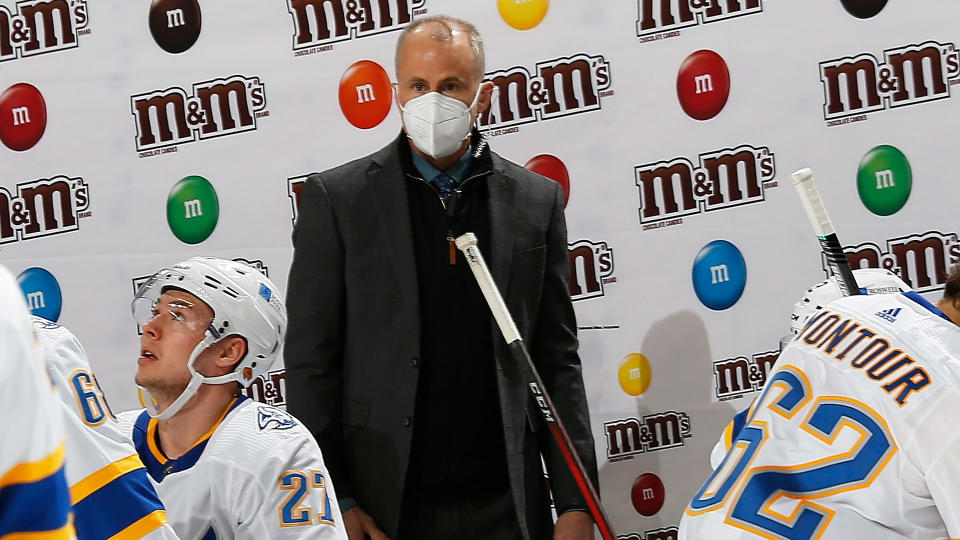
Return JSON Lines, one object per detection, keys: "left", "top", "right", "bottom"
{"left": 680, "top": 292, "right": 960, "bottom": 540}
{"left": 118, "top": 396, "right": 347, "bottom": 540}
{"left": 32, "top": 316, "right": 179, "bottom": 539}
{"left": 0, "top": 265, "right": 73, "bottom": 538}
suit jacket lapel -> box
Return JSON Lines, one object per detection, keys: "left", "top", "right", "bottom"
{"left": 488, "top": 164, "right": 537, "bottom": 540}
{"left": 489, "top": 165, "right": 517, "bottom": 298}
{"left": 369, "top": 145, "right": 418, "bottom": 303}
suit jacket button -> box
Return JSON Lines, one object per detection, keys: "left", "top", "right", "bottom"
{"left": 409, "top": 357, "right": 419, "bottom": 368}
{"left": 401, "top": 416, "right": 412, "bottom": 428}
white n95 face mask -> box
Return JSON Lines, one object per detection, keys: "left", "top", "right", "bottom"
{"left": 399, "top": 86, "right": 482, "bottom": 159}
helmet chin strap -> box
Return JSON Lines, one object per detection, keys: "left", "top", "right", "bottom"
{"left": 141, "top": 331, "right": 242, "bottom": 421}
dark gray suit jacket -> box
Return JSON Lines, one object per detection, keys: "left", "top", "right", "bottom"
{"left": 285, "top": 132, "right": 597, "bottom": 539}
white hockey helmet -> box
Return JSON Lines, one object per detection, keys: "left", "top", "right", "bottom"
{"left": 132, "top": 257, "right": 286, "bottom": 419}
{"left": 781, "top": 267, "right": 911, "bottom": 350}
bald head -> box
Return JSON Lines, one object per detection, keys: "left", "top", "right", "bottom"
{"left": 395, "top": 16, "right": 485, "bottom": 81}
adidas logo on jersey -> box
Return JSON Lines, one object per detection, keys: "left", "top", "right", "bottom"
{"left": 257, "top": 406, "right": 297, "bottom": 431}
{"left": 875, "top": 307, "right": 902, "bottom": 323}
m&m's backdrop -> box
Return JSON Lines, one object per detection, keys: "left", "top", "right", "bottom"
{"left": 3, "top": 1, "right": 956, "bottom": 536}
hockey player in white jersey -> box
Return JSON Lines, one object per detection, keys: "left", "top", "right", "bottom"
{"left": 117, "top": 257, "right": 346, "bottom": 540}
{"left": 32, "top": 316, "right": 179, "bottom": 539}
{"left": 0, "top": 264, "right": 73, "bottom": 539}
{"left": 680, "top": 267, "right": 960, "bottom": 539}
{"left": 706, "top": 268, "right": 912, "bottom": 467}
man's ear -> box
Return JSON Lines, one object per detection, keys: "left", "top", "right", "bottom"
{"left": 476, "top": 80, "right": 495, "bottom": 116}
{"left": 214, "top": 336, "right": 247, "bottom": 371}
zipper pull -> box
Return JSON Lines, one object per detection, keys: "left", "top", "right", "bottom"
{"left": 445, "top": 188, "right": 461, "bottom": 221}
{"left": 444, "top": 187, "right": 462, "bottom": 265}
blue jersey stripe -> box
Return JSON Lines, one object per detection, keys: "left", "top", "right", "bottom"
{"left": 73, "top": 467, "right": 165, "bottom": 539}
{"left": 903, "top": 291, "right": 952, "bottom": 322}
{"left": 730, "top": 407, "right": 750, "bottom": 442}
{"left": 133, "top": 410, "right": 166, "bottom": 482}
{"left": 0, "top": 466, "right": 71, "bottom": 536}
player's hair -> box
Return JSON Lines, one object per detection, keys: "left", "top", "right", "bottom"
{"left": 395, "top": 15, "right": 485, "bottom": 81}
{"left": 945, "top": 264, "right": 960, "bottom": 307}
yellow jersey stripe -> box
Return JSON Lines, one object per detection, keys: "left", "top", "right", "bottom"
{"left": 187, "top": 396, "right": 238, "bottom": 451}
{"left": 70, "top": 454, "right": 146, "bottom": 504}
{"left": 0, "top": 443, "right": 66, "bottom": 491}
{"left": 722, "top": 421, "right": 734, "bottom": 451}
{"left": 0, "top": 520, "right": 75, "bottom": 540}
{"left": 147, "top": 398, "right": 237, "bottom": 465}
{"left": 146, "top": 396, "right": 238, "bottom": 462}
{"left": 107, "top": 510, "right": 167, "bottom": 540}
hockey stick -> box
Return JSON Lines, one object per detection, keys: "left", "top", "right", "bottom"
{"left": 791, "top": 168, "right": 861, "bottom": 296}
{"left": 455, "top": 233, "right": 616, "bottom": 540}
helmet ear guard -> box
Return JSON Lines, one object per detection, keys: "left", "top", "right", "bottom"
{"left": 781, "top": 267, "right": 911, "bottom": 351}
{"left": 132, "top": 257, "right": 287, "bottom": 419}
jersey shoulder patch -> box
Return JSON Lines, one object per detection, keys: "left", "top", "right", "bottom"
{"left": 256, "top": 405, "right": 298, "bottom": 432}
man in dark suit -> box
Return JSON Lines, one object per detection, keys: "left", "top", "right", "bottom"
{"left": 285, "top": 15, "right": 598, "bottom": 540}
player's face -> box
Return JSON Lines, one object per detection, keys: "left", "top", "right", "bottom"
{"left": 136, "top": 290, "right": 213, "bottom": 396}
{"left": 395, "top": 26, "right": 488, "bottom": 115}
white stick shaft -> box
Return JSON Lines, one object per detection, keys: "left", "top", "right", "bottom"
{"left": 454, "top": 232, "right": 618, "bottom": 540}
{"left": 455, "top": 233, "right": 522, "bottom": 344}
{"left": 790, "top": 167, "right": 861, "bottom": 297}
{"left": 791, "top": 168, "right": 834, "bottom": 237}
